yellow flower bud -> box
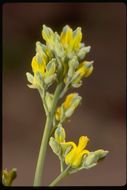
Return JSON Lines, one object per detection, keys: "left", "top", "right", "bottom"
{"left": 31, "top": 56, "right": 46, "bottom": 75}
{"left": 2, "top": 168, "right": 17, "bottom": 186}
{"left": 55, "top": 107, "right": 61, "bottom": 121}
{"left": 60, "top": 25, "right": 73, "bottom": 47}
{"left": 83, "top": 61, "right": 94, "bottom": 77}
{"left": 55, "top": 93, "right": 81, "bottom": 122}
{"left": 54, "top": 125, "right": 66, "bottom": 143}
{"left": 71, "top": 27, "right": 82, "bottom": 50}
{"left": 63, "top": 93, "right": 78, "bottom": 109}
{"left": 77, "top": 61, "right": 93, "bottom": 77}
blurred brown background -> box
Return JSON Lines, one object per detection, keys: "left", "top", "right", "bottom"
{"left": 2, "top": 3, "right": 126, "bottom": 186}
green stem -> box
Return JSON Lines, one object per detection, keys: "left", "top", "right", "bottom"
{"left": 38, "top": 88, "right": 48, "bottom": 116}
{"left": 60, "top": 159, "right": 64, "bottom": 172}
{"left": 49, "top": 165, "right": 70, "bottom": 186}
{"left": 59, "top": 84, "right": 69, "bottom": 99}
{"left": 50, "top": 125, "right": 56, "bottom": 137}
{"left": 33, "top": 83, "right": 64, "bottom": 186}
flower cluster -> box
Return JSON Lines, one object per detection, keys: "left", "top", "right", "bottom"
{"left": 25, "top": 25, "right": 108, "bottom": 186}
{"left": 26, "top": 25, "right": 93, "bottom": 91}
{"left": 1, "top": 25, "right": 108, "bottom": 187}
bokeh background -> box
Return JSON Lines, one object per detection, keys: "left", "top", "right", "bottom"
{"left": 2, "top": 3, "right": 126, "bottom": 186}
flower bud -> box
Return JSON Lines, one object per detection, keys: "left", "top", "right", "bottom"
{"left": 77, "top": 46, "right": 91, "bottom": 60}
{"left": 54, "top": 124, "right": 66, "bottom": 143}
{"left": 72, "top": 27, "right": 82, "bottom": 50}
{"left": 45, "top": 92, "right": 53, "bottom": 112}
{"left": 49, "top": 137, "right": 61, "bottom": 156}
{"left": 2, "top": 168, "right": 17, "bottom": 186}
{"left": 26, "top": 72, "right": 34, "bottom": 84}
{"left": 67, "top": 56, "right": 79, "bottom": 79}
{"left": 42, "top": 25, "right": 54, "bottom": 45}
{"left": 83, "top": 61, "right": 94, "bottom": 77}
{"left": 64, "top": 93, "right": 82, "bottom": 118}
{"left": 46, "top": 58, "right": 56, "bottom": 76}
{"left": 82, "top": 149, "right": 109, "bottom": 169}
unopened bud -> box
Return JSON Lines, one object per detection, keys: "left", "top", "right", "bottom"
{"left": 54, "top": 125, "right": 66, "bottom": 143}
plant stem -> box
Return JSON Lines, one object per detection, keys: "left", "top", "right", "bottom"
{"left": 33, "top": 83, "right": 64, "bottom": 186}
{"left": 38, "top": 88, "right": 48, "bottom": 116}
{"left": 50, "top": 125, "right": 56, "bottom": 137}
{"left": 60, "top": 159, "right": 64, "bottom": 172}
{"left": 59, "top": 84, "right": 69, "bottom": 99}
{"left": 49, "top": 165, "right": 70, "bottom": 186}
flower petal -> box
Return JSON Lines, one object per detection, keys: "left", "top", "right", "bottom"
{"left": 78, "top": 136, "right": 89, "bottom": 151}
{"left": 60, "top": 25, "right": 73, "bottom": 46}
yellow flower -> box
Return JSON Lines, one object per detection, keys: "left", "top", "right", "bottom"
{"left": 31, "top": 56, "right": 46, "bottom": 75}
{"left": 31, "top": 54, "right": 48, "bottom": 87}
{"left": 63, "top": 93, "right": 78, "bottom": 109}
{"left": 55, "top": 93, "right": 81, "bottom": 121}
{"left": 64, "top": 136, "right": 90, "bottom": 168}
{"left": 60, "top": 25, "right": 82, "bottom": 51}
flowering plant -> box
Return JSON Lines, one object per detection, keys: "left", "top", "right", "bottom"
{"left": 2, "top": 25, "right": 108, "bottom": 186}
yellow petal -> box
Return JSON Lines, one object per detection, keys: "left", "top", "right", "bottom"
{"left": 38, "top": 62, "right": 46, "bottom": 75}
{"left": 77, "top": 136, "right": 89, "bottom": 151}
{"left": 84, "top": 65, "right": 94, "bottom": 77}
{"left": 31, "top": 56, "right": 38, "bottom": 73}
{"left": 76, "top": 61, "right": 93, "bottom": 78}
{"left": 80, "top": 149, "right": 90, "bottom": 156}
{"left": 70, "top": 149, "right": 89, "bottom": 168}
{"left": 62, "top": 141, "right": 76, "bottom": 149}
{"left": 60, "top": 25, "right": 73, "bottom": 46}
{"left": 64, "top": 93, "right": 77, "bottom": 109}
{"left": 31, "top": 54, "right": 47, "bottom": 75}
{"left": 71, "top": 27, "right": 82, "bottom": 50}
{"left": 65, "top": 148, "right": 76, "bottom": 166}
{"left": 55, "top": 107, "right": 61, "bottom": 121}
{"left": 77, "top": 66, "right": 85, "bottom": 77}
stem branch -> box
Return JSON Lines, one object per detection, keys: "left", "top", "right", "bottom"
{"left": 49, "top": 165, "right": 70, "bottom": 186}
